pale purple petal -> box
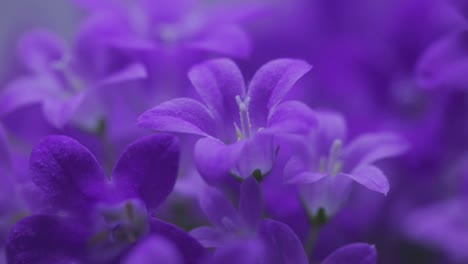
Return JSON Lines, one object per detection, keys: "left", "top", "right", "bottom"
{"left": 42, "top": 93, "right": 85, "bottom": 128}
{"left": 150, "top": 218, "right": 206, "bottom": 264}
{"left": 417, "top": 29, "right": 468, "bottom": 90}
{"left": 190, "top": 226, "right": 225, "bottom": 248}
{"left": 210, "top": 239, "right": 264, "bottom": 264}
{"left": 198, "top": 187, "right": 238, "bottom": 228}
{"left": 322, "top": 243, "right": 377, "bottom": 264}
{"left": 239, "top": 177, "right": 262, "bottom": 231}
{"left": 344, "top": 132, "right": 408, "bottom": 170}
{"left": 18, "top": 29, "right": 67, "bottom": 73}
{"left": 344, "top": 166, "right": 390, "bottom": 195}
{"left": 138, "top": 98, "right": 216, "bottom": 137}
{"left": 6, "top": 215, "right": 88, "bottom": 264}
{"left": 247, "top": 59, "right": 312, "bottom": 128}
{"left": 188, "top": 58, "right": 245, "bottom": 125}
{"left": 259, "top": 219, "right": 308, "bottom": 264}
{"left": 112, "top": 134, "right": 180, "bottom": 210}
{"left": 96, "top": 63, "right": 147, "bottom": 87}
{"left": 123, "top": 236, "right": 183, "bottom": 264}
{"left": 286, "top": 171, "right": 328, "bottom": 184}
{"left": 187, "top": 25, "right": 251, "bottom": 58}
{"left": 266, "top": 100, "right": 317, "bottom": 134}
{"left": 0, "top": 77, "right": 46, "bottom": 117}
{"left": 30, "top": 136, "right": 108, "bottom": 212}
{"left": 231, "top": 133, "right": 277, "bottom": 180}
{"left": 315, "top": 110, "right": 347, "bottom": 145}
{"left": 300, "top": 176, "right": 353, "bottom": 216}
{"left": 194, "top": 137, "right": 244, "bottom": 186}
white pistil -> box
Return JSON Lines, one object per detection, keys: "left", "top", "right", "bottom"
{"left": 234, "top": 95, "right": 252, "bottom": 140}
{"left": 318, "top": 139, "right": 343, "bottom": 177}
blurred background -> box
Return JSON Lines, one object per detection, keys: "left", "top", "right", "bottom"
{"left": 0, "top": 0, "right": 467, "bottom": 263}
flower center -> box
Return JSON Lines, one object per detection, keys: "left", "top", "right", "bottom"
{"left": 234, "top": 95, "right": 253, "bottom": 140}
{"left": 89, "top": 200, "right": 149, "bottom": 249}
{"left": 319, "top": 139, "right": 343, "bottom": 177}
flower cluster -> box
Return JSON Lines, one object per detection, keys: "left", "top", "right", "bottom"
{"left": 0, "top": 0, "right": 467, "bottom": 263}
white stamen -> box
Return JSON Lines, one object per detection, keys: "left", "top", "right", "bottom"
{"left": 234, "top": 95, "right": 252, "bottom": 140}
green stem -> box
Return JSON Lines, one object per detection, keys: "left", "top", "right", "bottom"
{"left": 306, "top": 224, "right": 321, "bottom": 256}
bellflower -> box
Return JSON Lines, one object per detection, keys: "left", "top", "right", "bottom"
{"left": 6, "top": 135, "right": 204, "bottom": 264}
{"left": 0, "top": 29, "right": 146, "bottom": 129}
{"left": 417, "top": 29, "right": 468, "bottom": 91}
{"left": 404, "top": 198, "right": 468, "bottom": 262}
{"left": 138, "top": 58, "right": 316, "bottom": 186}
{"left": 284, "top": 111, "right": 408, "bottom": 218}
{"left": 74, "top": 0, "right": 257, "bottom": 58}
{"left": 192, "top": 177, "right": 308, "bottom": 264}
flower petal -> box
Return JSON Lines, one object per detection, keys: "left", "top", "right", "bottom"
{"left": 344, "top": 132, "right": 408, "bottom": 170}
{"left": 190, "top": 226, "right": 225, "bottom": 248}
{"left": 123, "top": 236, "right": 183, "bottom": 264}
{"left": 112, "top": 134, "right": 180, "bottom": 210}
{"left": 299, "top": 176, "right": 353, "bottom": 217}
{"left": 198, "top": 187, "right": 238, "bottom": 228}
{"left": 187, "top": 24, "right": 251, "bottom": 58}
{"left": 96, "top": 63, "right": 147, "bottom": 87}
{"left": 322, "top": 243, "right": 377, "bottom": 264}
{"left": 258, "top": 219, "right": 308, "bottom": 264}
{"left": 231, "top": 133, "right": 277, "bottom": 180}
{"left": 138, "top": 98, "right": 216, "bottom": 137}
{"left": 315, "top": 110, "right": 347, "bottom": 146}
{"left": 18, "top": 29, "right": 67, "bottom": 73}
{"left": 194, "top": 137, "right": 244, "bottom": 187}
{"left": 30, "top": 136, "right": 107, "bottom": 212}
{"left": 247, "top": 59, "right": 312, "bottom": 128}
{"left": 188, "top": 58, "right": 245, "bottom": 126}
{"left": 417, "top": 29, "right": 468, "bottom": 90}
{"left": 344, "top": 166, "right": 390, "bottom": 195}
{"left": 266, "top": 100, "right": 317, "bottom": 134}
{"left": 150, "top": 218, "right": 206, "bottom": 264}
{"left": 286, "top": 171, "right": 328, "bottom": 185}
{"left": 0, "top": 78, "right": 44, "bottom": 117}
{"left": 239, "top": 177, "right": 263, "bottom": 230}
{"left": 6, "top": 215, "right": 87, "bottom": 264}
{"left": 210, "top": 239, "right": 264, "bottom": 264}
{"left": 42, "top": 92, "right": 85, "bottom": 129}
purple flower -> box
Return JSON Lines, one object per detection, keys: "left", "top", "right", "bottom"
{"left": 322, "top": 243, "right": 377, "bottom": 264}
{"left": 404, "top": 198, "right": 468, "bottom": 262}
{"left": 74, "top": 0, "right": 257, "bottom": 58}
{"left": 417, "top": 29, "right": 468, "bottom": 91}
{"left": 0, "top": 29, "right": 146, "bottom": 129}
{"left": 190, "top": 177, "right": 264, "bottom": 246}
{"left": 138, "top": 58, "right": 316, "bottom": 186}
{"left": 123, "top": 235, "right": 183, "bottom": 264}
{"left": 284, "top": 111, "right": 408, "bottom": 217}
{"left": 192, "top": 176, "right": 308, "bottom": 264}
{"left": 6, "top": 134, "right": 205, "bottom": 263}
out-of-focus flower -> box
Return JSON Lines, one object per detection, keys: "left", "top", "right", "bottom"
{"left": 417, "top": 29, "right": 468, "bottom": 91}
{"left": 6, "top": 134, "right": 205, "bottom": 263}
{"left": 322, "top": 243, "right": 377, "bottom": 264}
{"left": 0, "top": 29, "right": 146, "bottom": 129}
{"left": 122, "top": 235, "right": 184, "bottom": 264}
{"left": 192, "top": 176, "right": 308, "bottom": 264}
{"left": 138, "top": 58, "right": 316, "bottom": 186}
{"left": 73, "top": 0, "right": 257, "bottom": 58}
{"left": 191, "top": 177, "right": 263, "bottom": 246}
{"left": 404, "top": 198, "right": 468, "bottom": 263}
{"left": 284, "top": 111, "right": 408, "bottom": 218}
